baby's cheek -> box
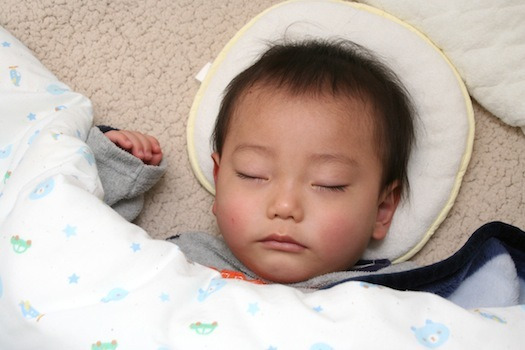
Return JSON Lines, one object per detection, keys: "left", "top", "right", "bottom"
{"left": 216, "top": 197, "right": 250, "bottom": 236}
{"left": 315, "top": 212, "right": 371, "bottom": 270}
{"left": 317, "top": 213, "right": 359, "bottom": 248}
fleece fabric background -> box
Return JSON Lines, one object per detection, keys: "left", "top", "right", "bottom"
{"left": 2, "top": 0, "right": 523, "bottom": 266}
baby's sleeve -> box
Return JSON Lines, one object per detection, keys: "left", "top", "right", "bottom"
{"left": 86, "top": 126, "right": 167, "bottom": 221}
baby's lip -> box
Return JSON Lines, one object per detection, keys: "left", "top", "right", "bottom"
{"left": 259, "top": 234, "right": 306, "bottom": 253}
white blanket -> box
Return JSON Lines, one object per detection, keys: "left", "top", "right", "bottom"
{"left": 0, "top": 26, "right": 524, "bottom": 349}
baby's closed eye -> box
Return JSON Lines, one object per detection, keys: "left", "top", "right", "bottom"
{"left": 236, "top": 172, "right": 268, "bottom": 182}
{"left": 312, "top": 183, "right": 348, "bottom": 192}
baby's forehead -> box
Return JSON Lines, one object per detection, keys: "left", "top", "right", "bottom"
{"left": 231, "top": 82, "right": 377, "bottom": 126}
{"left": 230, "top": 84, "right": 378, "bottom": 139}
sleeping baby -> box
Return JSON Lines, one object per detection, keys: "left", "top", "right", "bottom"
{"left": 87, "top": 39, "right": 525, "bottom": 305}
{"left": 88, "top": 38, "right": 416, "bottom": 288}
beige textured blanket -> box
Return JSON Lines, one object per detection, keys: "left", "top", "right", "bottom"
{"left": 2, "top": 0, "right": 523, "bottom": 266}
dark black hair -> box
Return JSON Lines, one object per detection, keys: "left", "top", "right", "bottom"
{"left": 212, "top": 39, "right": 415, "bottom": 197}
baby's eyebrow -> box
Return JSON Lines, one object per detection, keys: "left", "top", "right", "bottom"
{"left": 233, "top": 143, "right": 275, "bottom": 157}
{"left": 233, "top": 144, "right": 359, "bottom": 168}
{"left": 309, "top": 153, "right": 359, "bottom": 168}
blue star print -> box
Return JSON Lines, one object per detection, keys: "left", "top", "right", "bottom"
{"left": 63, "top": 225, "right": 77, "bottom": 238}
{"left": 313, "top": 305, "right": 323, "bottom": 313}
{"left": 247, "top": 302, "right": 260, "bottom": 316}
{"left": 160, "top": 293, "right": 170, "bottom": 302}
{"left": 68, "top": 274, "right": 80, "bottom": 284}
{"left": 131, "top": 243, "right": 141, "bottom": 252}
{"left": 1, "top": 42, "right": 10, "bottom": 47}
{"left": 27, "top": 113, "right": 36, "bottom": 121}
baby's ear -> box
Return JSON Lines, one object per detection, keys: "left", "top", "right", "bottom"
{"left": 211, "top": 152, "right": 221, "bottom": 183}
{"left": 211, "top": 153, "right": 221, "bottom": 216}
{"left": 372, "top": 181, "right": 401, "bottom": 241}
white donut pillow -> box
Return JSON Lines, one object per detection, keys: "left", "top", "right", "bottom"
{"left": 187, "top": 0, "right": 474, "bottom": 262}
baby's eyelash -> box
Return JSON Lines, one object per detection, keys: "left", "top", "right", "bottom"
{"left": 236, "top": 173, "right": 346, "bottom": 191}
{"left": 236, "top": 172, "right": 264, "bottom": 181}
{"left": 236, "top": 172, "right": 252, "bottom": 179}
{"left": 316, "top": 184, "right": 348, "bottom": 192}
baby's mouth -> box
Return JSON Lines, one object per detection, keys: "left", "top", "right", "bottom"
{"left": 259, "top": 234, "right": 306, "bottom": 253}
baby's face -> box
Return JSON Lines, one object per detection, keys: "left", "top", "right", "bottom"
{"left": 211, "top": 86, "right": 398, "bottom": 283}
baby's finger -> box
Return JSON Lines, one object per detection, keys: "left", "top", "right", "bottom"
{"left": 106, "top": 130, "right": 133, "bottom": 150}
{"left": 146, "top": 135, "right": 162, "bottom": 154}
{"left": 133, "top": 132, "right": 154, "bottom": 161}
{"left": 147, "top": 152, "right": 163, "bottom": 166}
{"left": 120, "top": 131, "right": 146, "bottom": 159}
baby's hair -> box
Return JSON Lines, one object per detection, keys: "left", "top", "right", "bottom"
{"left": 213, "top": 39, "right": 415, "bottom": 198}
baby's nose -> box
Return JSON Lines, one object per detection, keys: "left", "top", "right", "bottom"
{"left": 266, "top": 184, "right": 304, "bottom": 222}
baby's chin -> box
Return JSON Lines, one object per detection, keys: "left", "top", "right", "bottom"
{"left": 259, "top": 271, "right": 312, "bottom": 284}
{"left": 244, "top": 256, "right": 360, "bottom": 284}
{"left": 250, "top": 263, "right": 329, "bottom": 284}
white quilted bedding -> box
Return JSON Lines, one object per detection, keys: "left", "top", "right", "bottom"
{"left": 0, "top": 25, "right": 524, "bottom": 349}
{"left": 357, "top": 0, "right": 525, "bottom": 133}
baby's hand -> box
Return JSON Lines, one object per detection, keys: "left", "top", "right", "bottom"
{"left": 105, "top": 130, "right": 163, "bottom": 166}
